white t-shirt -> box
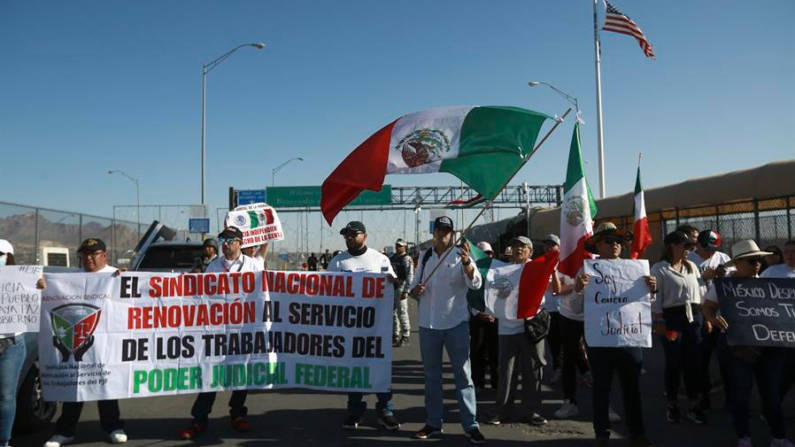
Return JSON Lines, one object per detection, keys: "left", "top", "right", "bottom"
{"left": 327, "top": 248, "right": 396, "bottom": 278}
{"left": 761, "top": 264, "right": 795, "bottom": 279}
{"left": 688, "top": 250, "right": 732, "bottom": 297}
{"left": 558, "top": 270, "right": 583, "bottom": 322}
{"left": 206, "top": 254, "right": 260, "bottom": 273}
{"left": 541, "top": 272, "right": 573, "bottom": 313}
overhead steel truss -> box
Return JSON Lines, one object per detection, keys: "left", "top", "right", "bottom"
{"left": 275, "top": 184, "right": 562, "bottom": 213}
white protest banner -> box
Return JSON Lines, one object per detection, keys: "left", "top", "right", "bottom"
{"left": 39, "top": 270, "right": 392, "bottom": 402}
{"left": 583, "top": 259, "right": 652, "bottom": 348}
{"left": 224, "top": 203, "right": 284, "bottom": 248}
{"left": 0, "top": 265, "right": 43, "bottom": 333}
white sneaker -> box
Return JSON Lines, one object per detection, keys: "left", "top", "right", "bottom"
{"left": 44, "top": 435, "right": 74, "bottom": 447}
{"left": 554, "top": 400, "right": 579, "bottom": 419}
{"left": 109, "top": 430, "right": 128, "bottom": 444}
{"left": 608, "top": 406, "right": 622, "bottom": 422}
{"left": 771, "top": 438, "right": 795, "bottom": 447}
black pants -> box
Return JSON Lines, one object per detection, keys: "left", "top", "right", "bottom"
{"left": 587, "top": 347, "right": 645, "bottom": 439}
{"left": 56, "top": 400, "right": 123, "bottom": 437}
{"left": 781, "top": 348, "right": 795, "bottom": 405}
{"left": 661, "top": 305, "right": 702, "bottom": 402}
{"left": 469, "top": 316, "right": 499, "bottom": 389}
{"left": 191, "top": 390, "right": 248, "bottom": 425}
{"left": 560, "top": 315, "right": 589, "bottom": 403}
{"left": 547, "top": 311, "right": 563, "bottom": 371}
{"left": 700, "top": 323, "right": 733, "bottom": 407}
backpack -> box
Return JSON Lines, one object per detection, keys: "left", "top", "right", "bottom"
{"left": 391, "top": 253, "right": 410, "bottom": 281}
{"left": 417, "top": 248, "right": 434, "bottom": 283}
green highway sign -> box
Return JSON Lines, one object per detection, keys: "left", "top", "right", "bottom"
{"left": 266, "top": 185, "right": 392, "bottom": 208}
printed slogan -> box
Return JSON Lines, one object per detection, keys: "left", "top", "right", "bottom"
{"left": 39, "top": 270, "right": 393, "bottom": 402}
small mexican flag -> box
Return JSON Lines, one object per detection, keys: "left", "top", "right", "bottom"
{"left": 321, "top": 106, "right": 550, "bottom": 224}
{"left": 558, "top": 123, "right": 598, "bottom": 278}
{"left": 630, "top": 166, "right": 652, "bottom": 259}
{"left": 482, "top": 250, "right": 560, "bottom": 320}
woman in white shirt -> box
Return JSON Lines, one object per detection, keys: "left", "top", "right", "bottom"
{"left": 650, "top": 231, "right": 707, "bottom": 425}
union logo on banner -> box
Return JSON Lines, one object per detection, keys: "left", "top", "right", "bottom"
{"left": 50, "top": 304, "right": 102, "bottom": 362}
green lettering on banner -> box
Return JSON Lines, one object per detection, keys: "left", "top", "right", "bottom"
{"left": 211, "top": 363, "right": 287, "bottom": 388}
{"left": 132, "top": 367, "right": 202, "bottom": 394}
{"left": 293, "top": 363, "right": 372, "bottom": 390}
{"left": 266, "top": 185, "right": 392, "bottom": 208}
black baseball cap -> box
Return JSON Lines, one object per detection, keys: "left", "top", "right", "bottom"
{"left": 78, "top": 238, "right": 106, "bottom": 253}
{"left": 434, "top": 216, "right": 454, "bottom": 231}
{"left": 340, "top": 221, "right": 366, "bottom": 235}
{"left": 218, "top": 227, "right": 244, "bottom": 240}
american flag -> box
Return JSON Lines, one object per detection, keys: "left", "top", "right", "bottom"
{"left": 602, "top": 0, "right": 656, "bottom": 59}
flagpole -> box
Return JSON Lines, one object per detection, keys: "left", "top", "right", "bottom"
{"left": 419, "top": 108, "right": 572, "bottom": 285}
{"left": 594, "top": 0, "right": 607, "bottom": 199}
{"left": 637, "top": 152, "right": 642, "bottom": 169}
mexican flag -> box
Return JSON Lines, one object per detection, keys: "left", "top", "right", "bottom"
{"left": 558, "top": 123, "right": 598, "bottom": 278}
{"left": 321, "top": 106, "right": 550, "bottom": 224}
{"left": 446, "top": 194, "right": 486, "bottom": 209}
{"left": 482, "top": 250, "right": 560, "bottom": 320}
{"left": 630, "top": 166, "right": 652, "bottom": 259}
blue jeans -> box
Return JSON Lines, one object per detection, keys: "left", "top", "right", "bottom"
{"left": 587, "top": 346, "right": 645, "bottom": 439}
{"left": 347, "top": 392, "right": 394, "bottom": 417}
{"left": 419, "top": 322, "right": 478, "bottom": 431}
{"left": 0, "top": 336, "right": 25, "bottom": 446}
{"left": 730, "top": 346, "right": 787, "bottom": 439}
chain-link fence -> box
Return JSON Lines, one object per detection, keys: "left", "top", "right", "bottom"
{"left": 596, "top": 195, "right": 795, "bottom": 259}
{"left": 0, "top": 201, "right": 141, "bottom": 268}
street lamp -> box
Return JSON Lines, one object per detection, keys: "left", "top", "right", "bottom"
{"left": 527, "top": 81, "right": 579, "bottom": 112}
{"left": 201, "top": 42, "right": 266, "bottom": 213}
{"left": 108, "top": 170, "right": 141, "bottom": 241}
{"left": 271, "top": 157, "right": 304, "bottom": 187}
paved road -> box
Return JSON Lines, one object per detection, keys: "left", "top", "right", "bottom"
{"left": 14, "top": 300, "right": 794, "bottom": 447}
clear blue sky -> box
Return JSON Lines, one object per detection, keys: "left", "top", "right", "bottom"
{"left": 1, "top": 0, "right": 793, "bottom": 244}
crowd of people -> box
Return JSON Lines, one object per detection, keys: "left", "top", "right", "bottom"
{"left": 0, "top": 216, "right": 793, "bottom": 447}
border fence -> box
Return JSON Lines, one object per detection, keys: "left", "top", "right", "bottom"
{"left": 0, "top": 201, "right": 141, "bottom": 268}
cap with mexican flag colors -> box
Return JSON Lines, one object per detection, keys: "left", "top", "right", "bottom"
{"left": 321, "top": 106, "right": 551, "bottom": 224}
{"left": 558, "top": 122, "right": 598, "bottom": 278}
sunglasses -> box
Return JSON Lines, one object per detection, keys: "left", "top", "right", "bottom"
{"left": 219, "top": 237, "right": 241, "bottom": 245}
{"left": 740, "top": 257, "right": 762, "bottom": 265}
{"left": 602, "top": 236, "right": 624, "bottom": 245}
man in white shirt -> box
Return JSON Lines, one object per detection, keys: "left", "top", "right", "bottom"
{"left": 241, "top": 243, "right": 268, "bottom": 271}
{"left": 409, "top": 216, "right": 485, "bottom": 444}
{"left": 181, "top": 227, "right": 260, "bottom": 440}
{"left": 45, "top": 239, "right": 126, "bottom": 447}
{"left": 326, "top": 221, "right": 401, "bottom": 431}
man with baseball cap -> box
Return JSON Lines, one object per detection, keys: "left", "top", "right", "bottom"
{"left": 702, "top": 240, "right": 793, "bottom": 447}
{"left": 327, "top": 221, "right": 401, "bottom": 431}
{"left": 181, "top": 226, "right": 260, "bottom": 440}
{"left": 687, "top": 229, "right": 732, "bottom": 411}
{"left": 390, "top": 238, "right": 413, "bottom": 347}
{"left": 410, "top": 216, "right": 485, "bottom": 444}
{"left": 45, "top": 239, "right": 127, "bottom": 447}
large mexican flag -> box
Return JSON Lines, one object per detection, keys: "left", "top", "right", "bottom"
{"left": 321, "top": 106, "right": 550, "bottom": 224}
{"left": 558, "top": 123, "right": 598, "bottom": 278}
{"left": 630, "top": 166, "right": 652, "bottom": 259}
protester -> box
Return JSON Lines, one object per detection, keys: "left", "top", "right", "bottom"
{"left": 241, "top": 243, "right": 268, "bottom": 271}
{"left": 760, "top": 240, "right": 795, "bottom": 408}
{"left": 555, "top": 236, "right": 593, "bottom": 420}
{"left": 688, "top": 229, "right": 732, "bottom": 411}
{"left": 181, "top": 227, "right": 261, "bottom": 440}
{"left": 650, "top": 231, "right": 707, "bottom": 425}
{"left": 45, "top": 238, "right": 127, "bottom": 447}
{"left": 390, "top": 238, "right": 413, "bottom": 347}
{"left": 307, "top": 252, "right": 318, "bottom": 271}
{"left": 0, "top": 240, "right": 27, "bottom": 447}
{"left": 702, "top": 240, "right": 794, "bottom": 447}
{"left": 191, "top": 238, "right": 218, "bottom": 273}
{"left": 486, "top": 236, "right": 548, "bottom": 427}
{"left": 326, "top": 221, "right": 401, "bottom": 430}
{"left": 761, "top": 245, "right": 783, "bottom": 274}
{"left": 469, "top": 241, "right": 499, "bottom": 393}
{"left": 541, "top": 234, "right": 566, "bottom": 384}
{"left": 409, "top": 216, "right": 485, "bottom": 444}
{"left": 319, "top": 249, "right": 331, "bottom": 270}
{"left": 676, "top": 224, "right": 699, "bottom": 243}
{"left": 573, "top": 223, "right": 657, "bottom": 447}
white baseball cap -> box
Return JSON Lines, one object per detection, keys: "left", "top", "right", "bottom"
{"left": 0, "top": 239, "right": 13, "bottom": 255}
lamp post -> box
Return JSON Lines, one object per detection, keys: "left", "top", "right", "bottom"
{"left": 108, "top": 170, "right": 141, "bottom": 241}
{"left": 528, "top": 81, "right": 604, "bottom": 198}
{"left": 201, "top": 42, "right": 266, "bottom": 213}
{"left": 271, "top": 157, "right": 304, "bottom": 187}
